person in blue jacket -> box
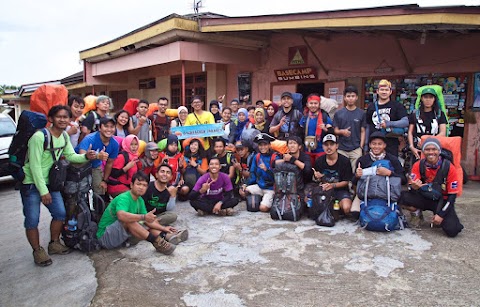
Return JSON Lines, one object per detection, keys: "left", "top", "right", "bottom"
{"left": 242, "top": 133, "right": 280, "bottom": 212}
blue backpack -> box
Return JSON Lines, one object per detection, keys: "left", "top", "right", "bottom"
{"left": 359, "top": 171, "right": 405, "bottom": 232}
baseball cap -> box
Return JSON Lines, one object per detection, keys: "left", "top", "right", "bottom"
{"left": 99, "top": 116, "right": 115, "bottom": 126}
{"left": 281, "top": 92, "right": 293, "bottom": 99}
{"left": 369, "top": 131, "right": 386, "bottom": 142}
{"left": 322, "top": 134, "right": 337, "bottom": 143}
{"left": 235, "top": 140, "right": 247, "bottom": 149}
{"left": 421, "top": 88, "right": 437, "bottom": 96}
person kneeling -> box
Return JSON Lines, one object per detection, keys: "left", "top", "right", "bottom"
{"left": 400, "top": 138, "right": 463, "bottom": 237}
{"left": 96, "top": 172, "right": 181, "bottom": 255}
{"left": 189, "top": 157, "right": 239, "bottom": 216}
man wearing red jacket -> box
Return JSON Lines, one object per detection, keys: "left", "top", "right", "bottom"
{"left": 400, "top": 138, "right": 463, "bottom": 237}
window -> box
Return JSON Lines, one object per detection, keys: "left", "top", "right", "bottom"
{"left": 171, "top": 73, "right": 207, "bottom": 109}
{"left": 139, "top": 78, "right": 156, "bottom": 89}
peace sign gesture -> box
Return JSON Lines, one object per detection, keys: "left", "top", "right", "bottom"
{"left": 200, "top": 177, "right": 217, "bottom": 194}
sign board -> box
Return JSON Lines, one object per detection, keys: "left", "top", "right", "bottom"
{"left": 274, "top": 67, "right": 318, "bottom": 82}
{"left": 288, "top": 46, "right": 308, "bottom": 66}
{"left": 170, "top": 123, "right": 224, "bottom": 140}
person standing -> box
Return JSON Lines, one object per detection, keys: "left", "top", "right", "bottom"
{"left": 79, "top": 95, "right": 110, "bottom": 143}
{"left": 333, "top": 86, "right": 367, "bottom": 172}
{"left": 185, "top": 96, "right": 215, "bottom": 151}
{"left": 128, "top": 99, "right": 151, "bottom": 142}
{"left": 366, "top": 79, "right": 408, "bottom": 156}
{"left": 269, "top": 92, "right": 303, "bottom": 140}
{"left": 150, "top": 97, "right": 170, "bottom": 142}
{"left": 21, "top": 105, "right": 97, "bottom": 266}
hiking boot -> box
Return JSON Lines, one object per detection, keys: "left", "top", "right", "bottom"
{"left": 152, "top": 236, "right": 176, "bottom": 255}
{"left": 409, "top": 212, "right": 424, "bottom": 229}
{"left": 197, "top": 209, "right": 206, "bottom": 216}
{"left": 165, "top": 230, "right": 189, "bottom": 245}
{"left": 225, "top": 208, "right": 235, "bottom": 216}
{"left": 218, "top": 209, "right": 227, "bottom": 216}
{"left": 48, "top": 240, "right": 72, "bottom": 255}
{"left": 33, "top": 247, "right": 52, "bottom": 267}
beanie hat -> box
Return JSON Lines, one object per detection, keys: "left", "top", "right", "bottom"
{"left": 422, "top": 137, "right": 441, "bottom": 151}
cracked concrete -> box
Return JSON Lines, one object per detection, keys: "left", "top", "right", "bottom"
{"left": 1, "top": 177, "right": 479, "bottom": 306}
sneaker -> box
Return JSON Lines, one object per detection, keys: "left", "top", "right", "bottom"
{"left": 33, "top": 247, "right": 52, "bottom": 267}
{"left": 225, "top": 208, "right": 235, "bottom": 216}
{"left": 197, "top": 209, "right": 206, "bottom": 216}
{"left": 152, "top": 236, "right": 176, "bottom": 255}
{"left": 409, "top": 212, "right": 424, "bottom": 229}
{"left": 165, "top": 230, "right": 189, "bottom": 245}
{"left": 48, "top": 240, "right": 72, "bottom": 255}
{"left": 218, "top": 209, "right": 227, "bottom": 216}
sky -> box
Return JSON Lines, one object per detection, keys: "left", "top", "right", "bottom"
{"left": 1, "top": 0, "right": 478, "bottom": 86}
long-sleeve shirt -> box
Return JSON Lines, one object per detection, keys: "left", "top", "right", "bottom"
{"left": 23, "top": 130, "right": 88, "bottom": 196}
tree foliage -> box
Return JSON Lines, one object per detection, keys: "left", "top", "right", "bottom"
{"left": 0, "top": 85, "right": 19, "bottom": 95}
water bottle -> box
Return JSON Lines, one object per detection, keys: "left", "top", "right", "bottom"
{"left": 333, "top": 200, "right": 340, "bottom": 221}
{"left": 67, "top": 217, "right": 77, "bottom": 232}
{"left": 306, "top": 193, "right": 312, "bottom": 208}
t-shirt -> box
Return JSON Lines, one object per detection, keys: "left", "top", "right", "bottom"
{"left": 366, "top": 100, "right": 407, "bottom": 154}
{"left": 299, "top": 111, "right": 333, "bottom": 153}
{"left": 216, "top": 152, "right": 235, "bottom": 176}
{"left": 269, "top": 108, "right": 303, "bottom": 140}
{"left": 314, "top": 153, "right": 352, "bottom": 190}
{"left": 333, "top": 107, "right": 366, "bottom": 151}
{"left": 193, "top": 172, "right": 233, "bottom": 202}
{"left": 131, "top": 114, "right": 151, "bottom": 142}
{"left": 142, "top": 182, "right": 171, "bottom": 214}
{"left": 410, "top": 159, "right": 459, "bottom": 196}
{"left": 76, "top": 131, "right": 119, "bottom": 168}
{"left": 66, "top": 121, "right": 80, "bottom": 148}
{"left": 82, "top": 111, "right": 103, "bottom": 132}
{"left": 408, "top": 110, "right": 447, "bottom": 140}
{"left": 185, "top": 111, "right": 215, "bottom": 150}
{"left": 97, "top": 191, "right": 147, "bottom": 238}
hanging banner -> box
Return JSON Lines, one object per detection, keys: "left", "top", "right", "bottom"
{"left": 170, "top": 123, "right": 224, "bottom": 140}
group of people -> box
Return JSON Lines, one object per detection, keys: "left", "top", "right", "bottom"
{"left": 21, "top": 79, "right": 463, "bottom": 267}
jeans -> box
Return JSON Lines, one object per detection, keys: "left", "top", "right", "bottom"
{"left": 20, "top": 184, "right": 66, "bottom": 229}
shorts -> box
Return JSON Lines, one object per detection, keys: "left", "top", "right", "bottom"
{"left": 98, "top": 220, "right": 129, "bottom": 249}
{"left": 20, "top": 184, "right": 66, "bottom": 229}
{"left": 333, "top": 190, "right": 352, "bottom": 202}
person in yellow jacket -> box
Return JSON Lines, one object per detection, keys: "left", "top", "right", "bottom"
{"left": 21, "top": 105, "right": 97, "bottom": 267}
{"left": 185, "top": 96, "right": 215, "bottom": 151}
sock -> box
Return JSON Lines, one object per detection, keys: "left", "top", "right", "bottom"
{"left": 160, "top": 232, "right": 167, "bottom": 239}
{"left": 146, "top": 233, "right": 157, "bottom": 243}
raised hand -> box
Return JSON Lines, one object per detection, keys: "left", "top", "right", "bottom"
{"left": 145, "top": 208, "right": 156, "bottom": 223}
{"left": 97, "top": 146, "right": 109, "bottom": 161}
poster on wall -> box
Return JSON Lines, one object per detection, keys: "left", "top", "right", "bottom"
{"left": 474, "top": 73, "right": 480, "bottom": 109}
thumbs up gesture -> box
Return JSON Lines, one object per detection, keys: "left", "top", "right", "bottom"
{"left": 97, "top": 146, "right": 109, "bottom": 161}
{"left": 144, "top": 208, "right": 156, "bottom": 223}
{"left": 85, "top": 144, "right": 97, "bottom": 160}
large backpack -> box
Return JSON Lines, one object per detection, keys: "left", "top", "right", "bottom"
{"left": 359, "top": 174, "right": 405, "bottom": 232}
{"left": 356, "top": 159, "right": 402, "bottom": 202}
{"left": 62, "top": 163, "right": 103, "bottom": 253}
{"left": 7, "top": 111, "right": 47, "bottom": 182}
{"left": 270, "top": 163, "right": 302, "bottom": 221}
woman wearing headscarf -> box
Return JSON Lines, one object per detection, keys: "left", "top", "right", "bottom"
{"left": 171, "top": 106, "right": 188, "bottom": 128}
{"left": 265, "top": 102, "right": 279, "bottom": 129}
{"left": 209, "top": 100, "right": 222, "bottom": 122}
{"left": 235, "top": 108, "right": 252, "bottom": 141}
{"left": 107, "top": 134, "right": 141, "bottom": 197}
{"left": 253, "top": 107, "right": 269, "bottom": 133}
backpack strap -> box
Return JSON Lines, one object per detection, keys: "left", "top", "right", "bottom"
{"left": 255, "top": 152, "right": 277, "bottom": 169}
{"left": 42, "top": 129, "right": 69, "bottom": 161}
{"left": 419, "top": 159, "right": 426, "bottom": 182}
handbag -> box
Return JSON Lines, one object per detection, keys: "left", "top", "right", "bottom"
{"left": 304, "top": 116, "right": 318, "bottom": 151}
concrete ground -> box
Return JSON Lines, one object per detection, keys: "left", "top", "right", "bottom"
{"left": 1, "top": 176, "right": 479, "bottom": 307}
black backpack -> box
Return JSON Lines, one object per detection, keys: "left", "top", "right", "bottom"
{"left": 7, "top": 111, "right": 48, "bottom": 184}
{"left": 270, "top": 163, "right": 302, "bottom": 221}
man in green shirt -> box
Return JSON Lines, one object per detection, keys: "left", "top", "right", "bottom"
{"left": 97, "top": 172, "right": 179, "bottom": 255}
{"left": 21, "top": 105, "right": 97, "bottom": 267}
